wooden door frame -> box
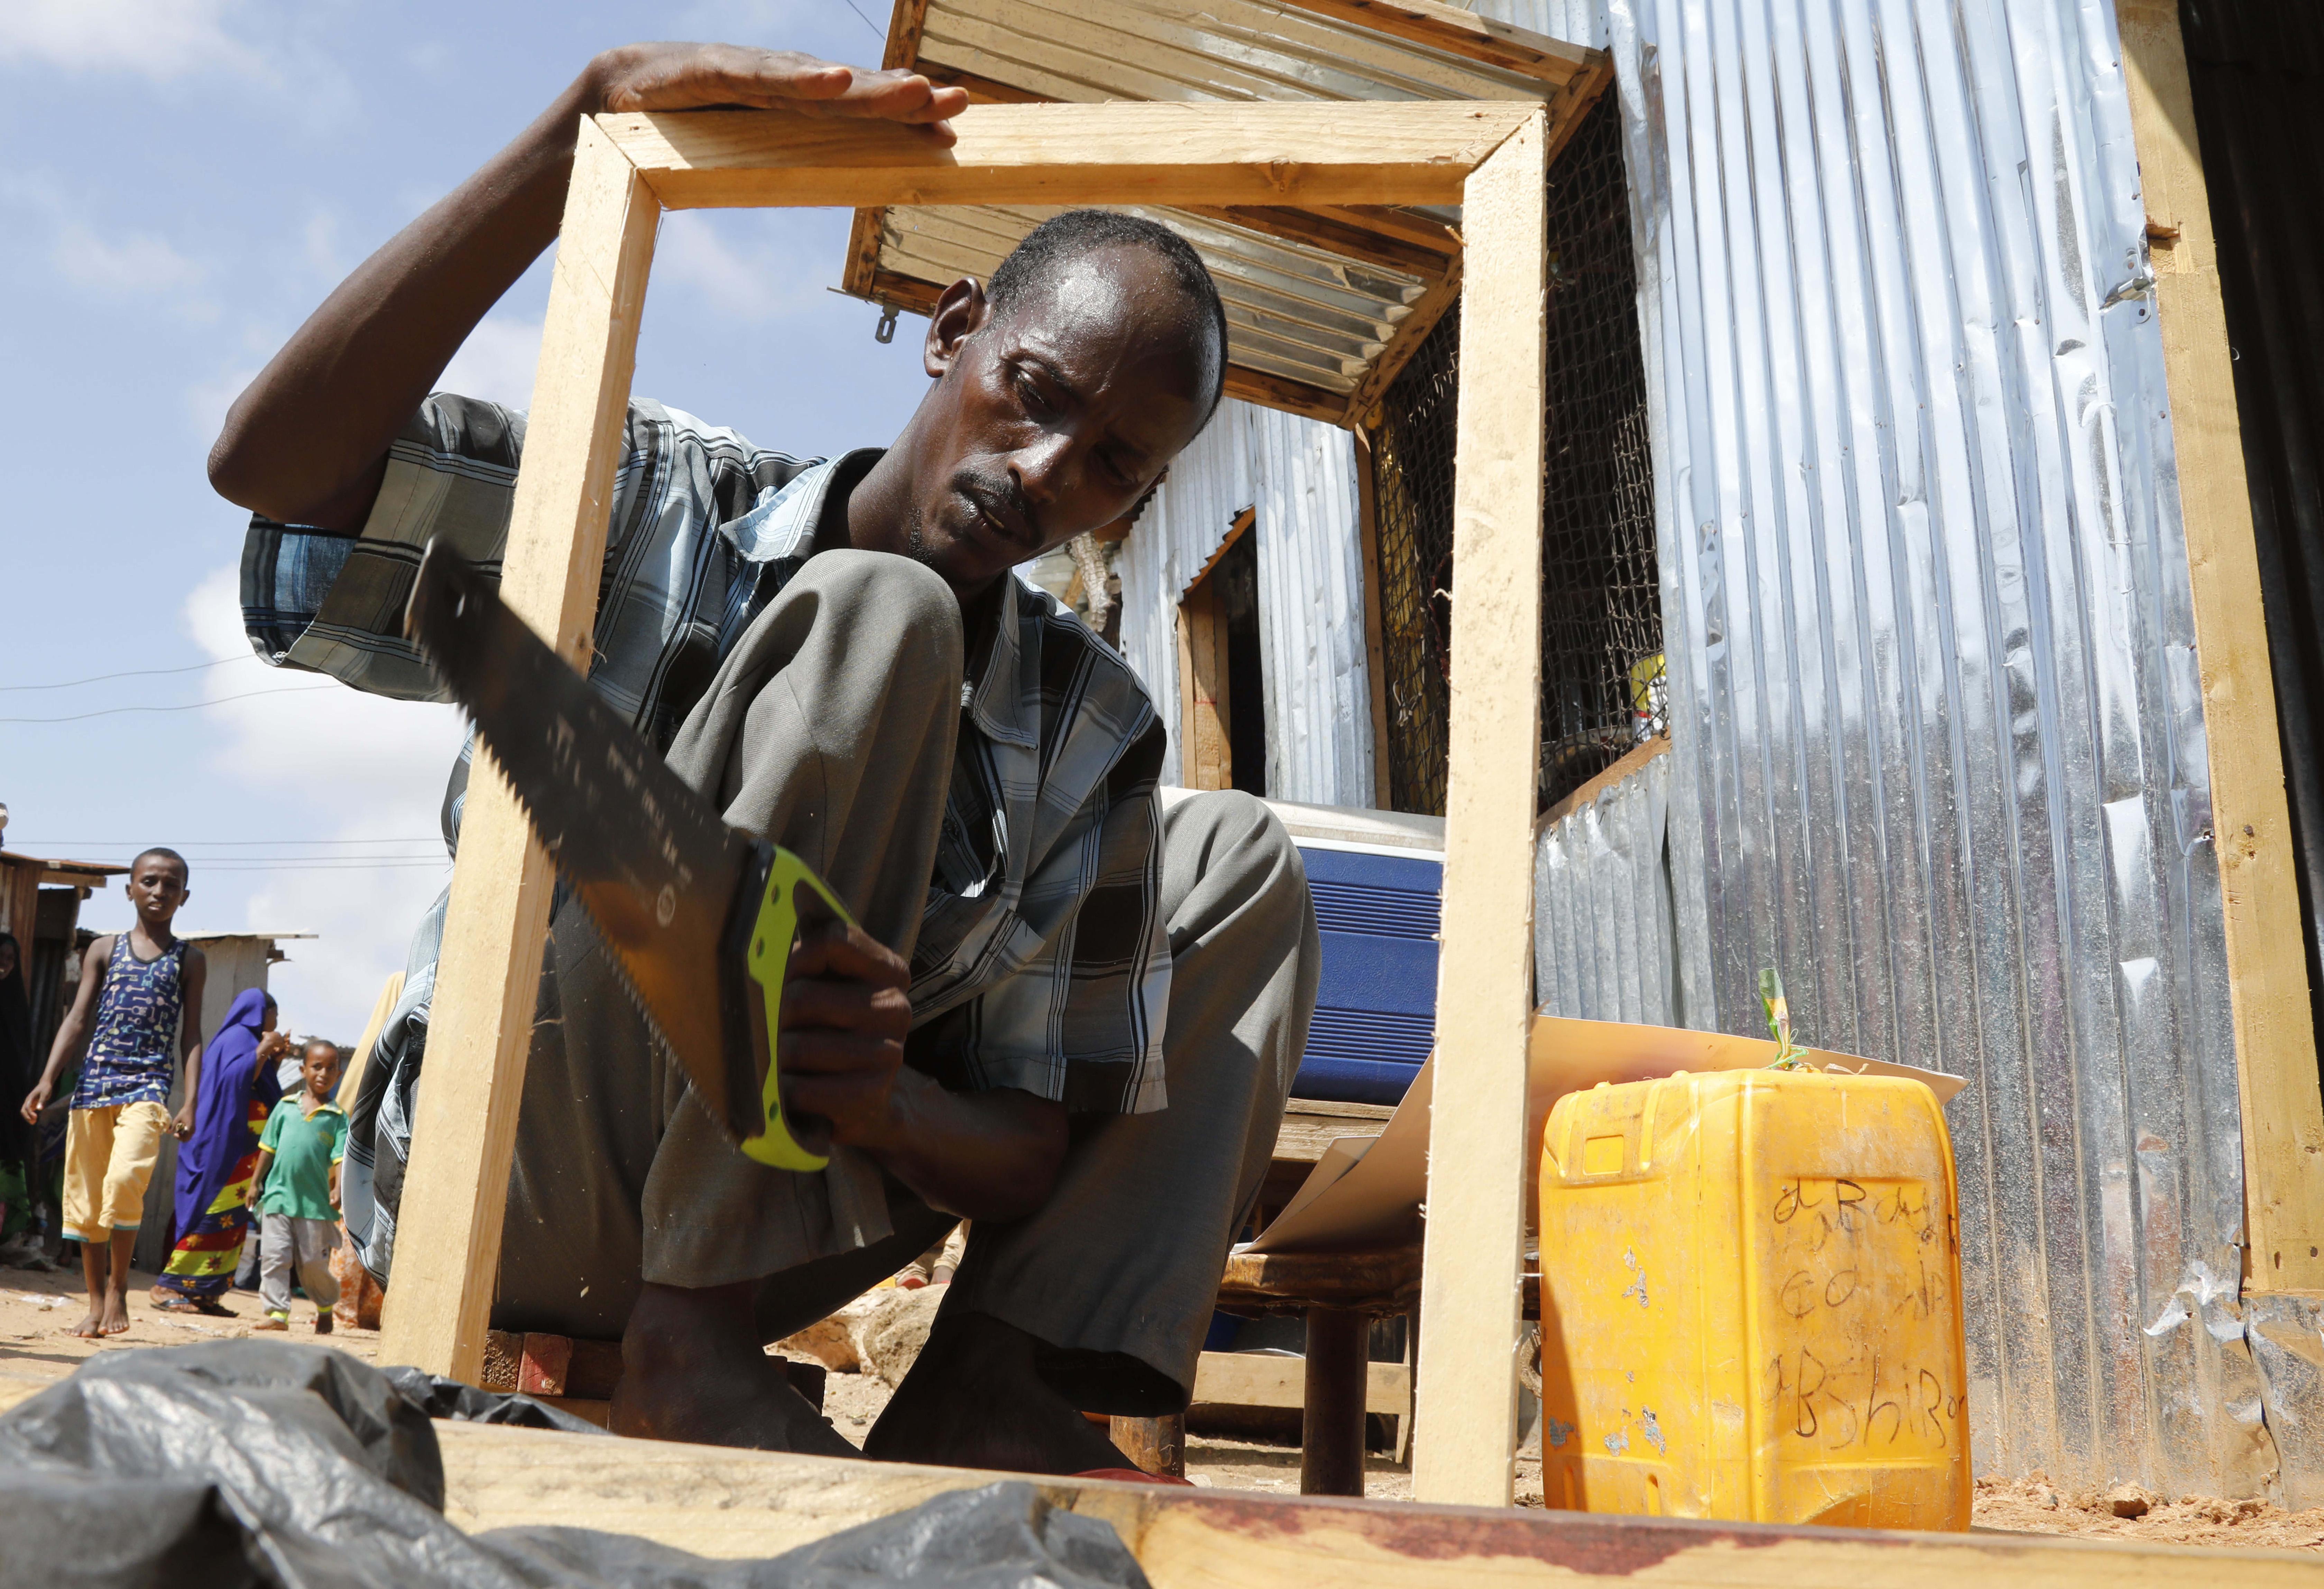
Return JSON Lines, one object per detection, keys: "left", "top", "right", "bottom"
{"left": 375, "top": 98, "right": 1551, "bottom": 1509}
{"left": 1175, "top": 507, "right": 1255, "bottom": 793}
{"left": 2118, "top": 0, "right": 2324, "bottom": 1291}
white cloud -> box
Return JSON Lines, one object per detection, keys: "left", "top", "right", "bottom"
{"left": 0, "top": 0, "right": 267, "bottom": 83}
{"left": 53, "top": 221, "right": 206, "bottom": 295}
{"left": 181, "top": 563, "right": 467, "bottom": 1041}
{"left": 656, "top": 212, "right": 827, "bottom": 324}
{"left": 439, "top": 314, "right": 544, "bottom": 411}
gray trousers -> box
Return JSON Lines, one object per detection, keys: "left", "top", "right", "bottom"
{"left": 497, "top": 551, "right": 1316, "bottom": 1411}
{"left": 259, "top": 1213, "right": 339, "bottom": 1315}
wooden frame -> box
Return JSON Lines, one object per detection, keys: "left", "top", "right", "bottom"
{"left": 376, "top": 98, "right": 1549, "bottom": 1513}
{"left": 1175, "top": 508, "right": 1255, "bottom": 793}
{"left": 2117, "top": 0, "right": 2324, "bottom": 1292}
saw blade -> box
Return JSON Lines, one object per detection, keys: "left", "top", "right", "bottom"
{"left": 402, "top": 537, "right": 766, "bottom": 1145}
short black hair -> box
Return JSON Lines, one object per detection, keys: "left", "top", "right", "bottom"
{"left": 303, "top": 1037, "right": 340, "bottom": 1061}
{"left": 131, "top": 846, "right": 189, "bottom": 881}
{"left": 986, "top": 210, "right": 1228, "bottom": 423}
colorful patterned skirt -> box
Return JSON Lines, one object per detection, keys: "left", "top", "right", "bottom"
{"left": 154, "top": 1098, "right": 270, "bottom": 1303}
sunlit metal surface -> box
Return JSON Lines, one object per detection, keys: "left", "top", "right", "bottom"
{"left": 918, "top": 0, "right": 1558, "bottom": 107}
{"left": 1117, "top": 398, "right": 1374, "bottom": 806}
{"left": 1534, "top": 746, "right": 1680, "bottom": 1026}
{"left": 1583, "top": 0, "right": 2274, "bottom": 1495}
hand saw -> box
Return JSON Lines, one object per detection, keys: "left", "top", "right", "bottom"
{"left": 402, "top": 537, "right": 840, "bottom": 1172}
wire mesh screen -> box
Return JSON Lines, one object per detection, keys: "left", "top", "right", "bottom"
{"left": 1369, "top": 92, "right": 1659, "bottom": 815}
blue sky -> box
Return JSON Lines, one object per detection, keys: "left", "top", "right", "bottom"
{"left": 0, "top": 1, "right": 938, "bottom": 1040}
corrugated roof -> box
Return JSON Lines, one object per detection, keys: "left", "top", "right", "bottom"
{"left": 843, "top": 0, "right": 1608, "bottom": 425}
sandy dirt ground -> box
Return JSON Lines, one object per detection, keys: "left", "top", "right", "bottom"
{"left": 6, "top": 1262, "right": 2320, "bottom": 1555}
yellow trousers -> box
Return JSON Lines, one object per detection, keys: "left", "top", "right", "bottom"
{"left": 61, "top": 1100, "right": 168, "bottom": 1244}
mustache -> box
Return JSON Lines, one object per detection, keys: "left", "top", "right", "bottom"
{"left": 952, "top": 466, "right": 1040, "bottom": 546}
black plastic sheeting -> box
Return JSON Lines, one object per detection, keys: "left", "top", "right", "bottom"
{"left": 0, "top": 1342, "right": 1149, "bottom": 1589}
{"left": 2182, "top": 0, "right": 2324, "bottom": 1070}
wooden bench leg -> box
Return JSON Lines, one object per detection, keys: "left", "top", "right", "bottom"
{"left": 1301, "top": 1306, "right": 1368, "bottom": 1496}
{"left": 1109, "top": 1413, "right": 1186, "bottom": 1478}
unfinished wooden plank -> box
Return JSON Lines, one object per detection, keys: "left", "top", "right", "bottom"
{"left": 1354, "top": 426, "right": 1395, "bottom": 807}
{"left": 1273, "top": 1099, "right": 1393, "bottom": 1163}
{"left": 375, "top": 117, "right": 661, "bottom": 1383}
{"left": 1192, "top": 1350, "right": 1410, "bottom": 1416}
{"left": 1182, "top": 576, "right": 1232, "bottom": 793}
{"left": 1412, "top": 109, "right": 1549, "bottom": 1508}
{"left": 1269, "top": 0, "right": 1601, "bottom": 89}
{"left": 431, "top": 1420, "right": 2324, "bottom": 1584}
{"left": 2118, "top": 0, "right": 2324, "bottom": 1291}
{"left": 601, "top": 102, "right": 1536, "bottom": 211}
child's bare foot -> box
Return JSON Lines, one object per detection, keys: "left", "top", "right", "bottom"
{"left": 252, "top": 1314, "right": 288, "bottom": 1332}
{"left": 95, "top": 1296, "right": 131, "bottom": 1336}
{"left": 71, "top": 1307, "right": 104, "bottom": 1338}
{"left": 314, "top": 1311, "right": 332, "bottom": 1335}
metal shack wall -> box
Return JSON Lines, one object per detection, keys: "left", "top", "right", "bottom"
{"left": 1584, "top": 0, "right": 2271, "bottom": 1494}
{"left": 1117, "top": 398, "right": 1376, "bottom": 806}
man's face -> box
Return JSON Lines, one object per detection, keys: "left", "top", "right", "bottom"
{"left": 126, "top": 859, "right": 188, "bottom": 925}
{"left": 896, "top": 247, "right": 1216, "bottom": 596}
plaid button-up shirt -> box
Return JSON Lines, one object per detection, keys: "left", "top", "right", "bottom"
{"left": 244, "top": 394, "right": 1172, "bottom": 1145}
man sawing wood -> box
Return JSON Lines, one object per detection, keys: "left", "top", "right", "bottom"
{"left": 209, "top": 42, "right": 1320, "bottom": 1471}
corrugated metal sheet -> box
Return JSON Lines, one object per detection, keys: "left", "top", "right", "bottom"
{"left": 919, "top": 0, "right": 1558, "bottom": 108}
{"left": 1118, "top": 398, "right": 1374, "bottom": 805}
{"left": 1534, "top": 746, "right": 1681, "bottom": 1026}
{"left": 1596, "top": 0, "right": 2272, "bottom": 1496}
{"left": 874, "top": 204, "right": 1428, "bottom": 397}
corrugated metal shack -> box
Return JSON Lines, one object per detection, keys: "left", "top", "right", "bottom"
{"left": 847, "top": 0, "right": 2324, "bottom": 1500}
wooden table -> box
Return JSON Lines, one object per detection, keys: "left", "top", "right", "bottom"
{"left": 1214, "top": 1245, "right": 1421, "bottom": 1497}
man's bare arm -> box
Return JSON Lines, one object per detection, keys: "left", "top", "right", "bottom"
{"left": 207, "top": 43, "right": 965, "bottom": 530}
{"left": 20, "top": 936, "right": 109, "bottom": 1123}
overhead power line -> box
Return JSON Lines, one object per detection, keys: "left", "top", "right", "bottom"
{"left": 0, "top": 657, "right": 249, "bottom": 693}
{"left": 0, "top": 684, "right": 339, "bottom": 724}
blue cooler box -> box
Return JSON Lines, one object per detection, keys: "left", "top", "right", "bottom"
{"left": 1291, "top": 841, "right": 1441, "bottom": 1106}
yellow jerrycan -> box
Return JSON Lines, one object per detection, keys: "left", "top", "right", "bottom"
{"left": 1537, "top": 1069, "right": 1970, "bottom": 1529}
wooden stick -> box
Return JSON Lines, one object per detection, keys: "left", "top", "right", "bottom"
{"left": 375, "top": 118, "right": 662, "bottom": 1381}
{"left": 2117, "top": 0, "right": 2324, "bottom": 1288}
{"left": 1354, "top": 425, "right": 1395, "bottom": 809}
{"left": 1411, "top": 108, "right": 1548, "bottom": 1507}
{"left": 1301, "top": 1306, "right": 1372, "bottom": 1495}
{"left": 599, "top": 102, "right": 1538, "bottom": 211}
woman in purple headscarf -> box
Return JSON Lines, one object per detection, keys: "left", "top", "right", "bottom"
{"left": 151, "top": 988, "right": 288, "bottom": 1314}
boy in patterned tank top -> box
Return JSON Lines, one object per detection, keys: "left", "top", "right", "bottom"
{"left": 19, "top": 848, "right": 207, "bottom": 1337}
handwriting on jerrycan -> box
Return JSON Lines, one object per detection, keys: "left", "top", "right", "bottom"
{"left": 1763, "top": 1174, "right": 1962, "bottom": 1456}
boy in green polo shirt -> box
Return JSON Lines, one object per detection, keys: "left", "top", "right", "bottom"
{"left": 251, "top": 1038, "right": 345, "bottom": 1333}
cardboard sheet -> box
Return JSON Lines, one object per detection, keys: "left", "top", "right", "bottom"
{"left": 1244, "top": 1013, "right": 1965, "bottom": 1254}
